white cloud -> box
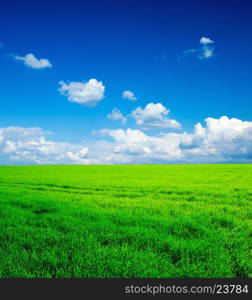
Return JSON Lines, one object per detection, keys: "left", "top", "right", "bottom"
{"left": 122, "top": 90, "right": 137, "bottom": 101}
{"left": 107, "top": 108, "right": 127, "bottom": 124}
{"left": 64, "top": 147, "right": 95, "bottom": 164}
{"left": 130, "top": 103, "right": 181, "bottom": 130}
{"left": 183, "top": 37, "right": 215, "bottom": 60}
{"left": 58, "top": 78, "right": 105, "bottom": 107}
{"left": 199, "top": 37, "right": 214, "bottom": 45}
{"left": 98, "top": 128, "right": 183, "bottom": 161}
{"left": 201, "top": 47, "right": 214, "bottom": 59}
{"left": 97, "top": 116, "right": 252, "bottom": 163}
{"left": 188, "top": 116, "right": 252, "bottom": 158}
{"left": 1, "top": 116, "right": 252, "bottom": 165}
{"left": 0, "top": 127, "right": 93, "bottom": 164}
{"left": 15, "top": 53, "right": 52, "bottom": 69}
{"left": 3, "top": 140, "right": 17, "bottom": 154}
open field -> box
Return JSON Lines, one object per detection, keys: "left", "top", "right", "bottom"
{"left": 0, "top": 164, "right": 251, "bottom": 278}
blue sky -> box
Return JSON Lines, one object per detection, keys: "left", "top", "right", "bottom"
{"left": 0, "top": 0, "right": 252, "bottom": 164}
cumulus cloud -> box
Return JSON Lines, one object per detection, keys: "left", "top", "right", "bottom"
{"left": 97, "top": 116, "right": 252, "bottom": 163}
{"left": 199, "top": 37, "right": 214, "bottom": 45}
{"left": 122, "top": 90, "right": 137, "bottom": 101}
{"left": 187, "top": 116, "right": 252, "bottom": 158}
{"left": 107, "top": 108, "right": 127, "bottom": 124}
{"left": 0, "top": 127, "right": 94, "bottom": 164}
{"left": 15, "top": 53, "right": 52, "bottom": 69}
{"left": 1, "top": 116, "right": 252, "bottom": 164}
{"left": 130, "top": 103, "right": 181, "bottom": 130}
{"left": 183, "top": 37, "right": 215, "bottom": 60}
{"left": 64, "top": 147, "right": 94, "bottom": 164}
{"left": 58, "top": 78, "right": 105, "bottom": 107}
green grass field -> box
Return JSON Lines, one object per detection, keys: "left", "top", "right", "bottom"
{"left": 0, "top": 164, "right": 251, "bottom": 278}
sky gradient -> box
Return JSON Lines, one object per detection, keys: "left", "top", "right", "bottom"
{"left": 0, "top": 0, "right": 252, "bottom": 164}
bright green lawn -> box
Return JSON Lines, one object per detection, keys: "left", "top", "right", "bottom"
{"left": 0, "top": 164, "right": 251, "bottom": 278}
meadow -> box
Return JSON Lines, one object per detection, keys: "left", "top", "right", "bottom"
{"left": 0, "top": 164, "right": 251, "bottom": 278}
